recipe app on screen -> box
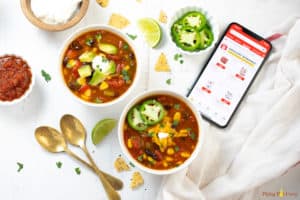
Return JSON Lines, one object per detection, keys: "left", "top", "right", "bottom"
{"left": 188, "top": 23, "right": 271, "bottom": 127}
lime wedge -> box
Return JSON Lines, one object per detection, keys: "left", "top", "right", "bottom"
{"left": 137, "top": 18, "right": 162, "bottom": 48}
{"left": 91, "top": 118, "right": 117, "bottom": 145}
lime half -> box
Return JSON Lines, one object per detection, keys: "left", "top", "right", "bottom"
{"left": 91, "top": 118, "right": 117, "bottom": 145}
{"left": 138, "top": 18, "right": 162, "bottom": 48}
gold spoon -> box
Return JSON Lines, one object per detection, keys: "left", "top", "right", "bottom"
{"left": 35, "top": 127, "right": 121, "bottom": 200}
{"left": 59, "top": 114, "right": 123, "bottom": 190}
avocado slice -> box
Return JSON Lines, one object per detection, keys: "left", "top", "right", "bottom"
{"left": 79, "top": 51, "right": 96, "bottom": 63}
{"left": 98, "top": 43, "right": 118, "bottom": 54}
{"left": 78, "top": 65, "right": 92, "bottom": 78}
{"left": 89, "top": 69, "right": 106, "bottom": 86}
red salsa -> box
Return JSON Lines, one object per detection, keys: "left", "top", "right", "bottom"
{"left": 0, "top": 55, "right": 32, "bottom": 101}
{"left": 62, "top": 30, "right": 137, "bottom": 103}
{"left": 123, "top": 95, "right": 199, "bottom": 170}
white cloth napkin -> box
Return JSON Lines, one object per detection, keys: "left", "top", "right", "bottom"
{"left": 157, "top": 17, "right": 300, "bottom": 200}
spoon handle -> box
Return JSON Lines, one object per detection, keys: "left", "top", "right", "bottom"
{"left": 65, "top": 149, "right": 121, "bottom": 200}
{"left": 65, "top": 148, "right": 123, "bottom": 191}
{"left": 82, "top": 146, "right": 123, "bottom": 190}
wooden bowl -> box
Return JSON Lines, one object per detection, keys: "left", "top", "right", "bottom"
{"left": 20, "top": 0, "right": 89, "bottom": 31}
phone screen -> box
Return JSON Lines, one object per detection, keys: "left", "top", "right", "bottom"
{"left": 187, "top": 23, "right": 272, "bottom": 127}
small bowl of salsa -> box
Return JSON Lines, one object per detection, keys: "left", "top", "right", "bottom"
{"left": 59, "top": 25, "right": 140, "bottom": 107}
{"left": 0, "top": 55, "right": 34, "bottom": 105}
{"left": 118, "top": 90, "right": 204, "bottom": 175}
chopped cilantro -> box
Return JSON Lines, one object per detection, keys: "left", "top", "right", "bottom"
{"left": 56, "top": 161, "right": 62, "bottom": 169}
{"left": 174, "top": 104, "right": 180, "bottom": 110}
{"left": 129, "top": 162, "right": 135, "bottom": 168}
{"left": 190, "top": 132, "right": 196, "bottom": 140}
{"left": 186, "top": 128, "right": 192, "bottom": 132}
{"left": 95, "top": 97, "right": 103, "bottom": 104}
{"left": 41, "top": 69, "right": 51, "bottom": 82}
{"left": 126, "top": 33, "right": 137, "bottom": 40}
{"left": 180, "top": 60, "right": 184, "bottom": 64}
{"left": 172, "top": 120, "right": 179, "bottom": 127}
{"left": 75, "top": 167, "right": 81, "bottom": 175}
{"left": 123, "top": 43, "right": 129, "bottom": 50}
{"left": 166, "top": 78, "right": 171, "bottom": 85}
{"left": 137, "top": 155, "right": 143, "bottom": 162}
{"left": 95, "top": 33, "right": 102, "bottom": 42}
{"left": 174, "top": 53, "right": 182, "bottom": 61}
{"left": 121, "top": 69, "right": 130, "bottom": 83}
{"left": 148, "top": 132, "right": 154, "bottom": 137}
{"left": 85, "top": 37, "right": 94, "bottom": 46}
{"left": 17, "top": 162, "right": 23, "bottom": 172}
{"left": 174, "top": 146, "right": 180, "bottom": 152}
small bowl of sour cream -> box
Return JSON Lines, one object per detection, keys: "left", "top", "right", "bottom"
{"left": 20, "top": 0, "right": 89, "bottom": 31}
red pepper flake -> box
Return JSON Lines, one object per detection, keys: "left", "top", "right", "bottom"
{"left": 0, "top": 55, "right": 32, "bottom": 101}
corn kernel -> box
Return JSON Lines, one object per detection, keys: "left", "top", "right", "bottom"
{"left": 163, "top": 161, "right": 168, "bottom": 167}
{"left": 166, "top": 156, "right": 173, "bottom": 162}
{"left": 127, "top": 139, "right": 133, "bottom": 149}
{"left": 167, "top": 148, "right": 174, "bottom": 155}
{"left": 83, "top": 89, "right": 91, "bottom": 97}
{"left": 124, "top": 65, "right": 130, "bottom": 71}
{"left": 77, "top": 77, "right": 86, "bottom": 85}
{"left": 173, "top": 112, "right": 181, "bottom": 121}
{"left": 176, "top": 161, "right": 183, "bottom": 165}
{"left": 147, "top": 156, "right": 154, "bottom": 163}
{"left": 180, "top": 152, "right": 190, "bottom": 158}
{"left": 81, "top": 94, "right": 90, "bottom": 100}
{"left": 92, "top": 47, "right": 98, "bottom": 52}
{"left": 143, "top": 154, "right": 147, "bottom": 160}
{"left": 100, "top": 81, "right": 109, "bottom": 90}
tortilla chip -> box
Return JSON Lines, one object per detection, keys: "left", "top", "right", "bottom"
{"left": 114, "top": 157, "right": 130, "bottom": 172}
{"left": 159, "top": 10, "right": 168, "bottom": 24}
{"left": 130, "top": 171, "right": 144, "bottom": 189}
{"left": 96, "top": 0, "right": 109, "bottom": 8}
{"left": 108, "top": 14, "right": 130, "bottom": 29}
{"left": 155, "top": 53, "right": 171, "bottom": 72}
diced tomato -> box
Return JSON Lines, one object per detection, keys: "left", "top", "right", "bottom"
{"left": 106, "top": 54, "right": 121, "bottom": 61}
{"left": 66, "top": 50, "right": 80, "bottom": 59}
{"left": 71, "top": 65, "right": 80, "bottom": 78}
{"left": 132, "top": 138, "right": 140, "bottom": 149}
{"left": 107, "top": 78, "right": 125, "bottom": 88}
{"left": 78, "top": 84, "right": 90, "bottom": 93}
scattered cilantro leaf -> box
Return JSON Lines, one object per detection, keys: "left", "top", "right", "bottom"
{"left": 95, "top": 33, "right": 102, "bottom": 42}
{"left": 75, "top": 167, "right": 81, "bottom": 175}
{"left": 121, "top": 69, "right": 130, "bottom": 83}
{"left": 41, "top": 70, "right": 51, "bottom": 82}
{"left": 123, "top": 43, "right": 129, "bottom": 50}
{"left": 190, "top": 132, "right": 196, "bottom": 140}
{"left": 172, "top": 120, "right": 179, "bottom": 127}
{"left": 180, "top": 60, "right": 184, "bottom": 64}
{"left": 174, "top": 104, "right": 180, "bottom": 110}
{"left": 95, "top": 97, "right": 103, "bottom": 104}
{"left": 174, "top": 146, "right": 180, "bottom": 152}
{"left": 166, "top": 78, "right": 171, "bottom": 85}
{"left": 56, "top": 161, "right": 62, "bottom": 169}
{"left": 85, "top": 37, "right": 94, "bottom": 46}
{"left": 126, "top": 33, "right": 137, "bottom": 40}
{"left": 174, "top": 53, "right": 182, "bottom": 61}
{"left": 17, "top": 162, "right": 24, "bottom": 172}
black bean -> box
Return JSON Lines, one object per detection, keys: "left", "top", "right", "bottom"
{"left": 70, "top": 41, "right": 82, "bottom": 50}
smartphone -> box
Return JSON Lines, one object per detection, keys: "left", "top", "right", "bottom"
{"left": 187, "top": 22, "right": 272, "bottom": 128}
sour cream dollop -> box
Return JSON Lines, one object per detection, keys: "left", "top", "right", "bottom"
{"left": 31, "top": 0, "right": 82, "bottom": 24}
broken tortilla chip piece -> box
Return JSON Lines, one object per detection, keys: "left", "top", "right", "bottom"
{"left": 155, "top": 53, "right": 171, "bottom": 72}
{"left": 130, "top": 171, "right": 144, "bottom": 189}
{"left": 159, "top": 10, "right": 168, "bottom": 24}
{"left": 108, "top": 14, "right": 130, "bottom": 29}
{"left": 96, "top": 0, "right": 109, "bottom": 7}
{"left": 114, "top": 157, "right": 130, "bottom": 172}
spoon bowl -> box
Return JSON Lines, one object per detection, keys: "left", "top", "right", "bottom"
{"left": 35, "top": 126, "right": 67, "bottom": 153}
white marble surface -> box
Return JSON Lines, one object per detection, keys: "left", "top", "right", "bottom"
{"left": 0, "top": 0, "right": 299, "bottom": 199}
